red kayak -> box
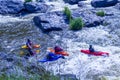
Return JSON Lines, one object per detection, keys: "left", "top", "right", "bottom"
{"left": 81, "top": 50, "right": 109, "bottom": 56}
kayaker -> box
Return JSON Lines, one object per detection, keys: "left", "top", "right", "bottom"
{"left": 54, "top": 46, "right": 69, "bottom": 56}
{"left": 54, "top": 46, "right": 63, "bottom": 53}
{"left": 46, "top": 49, "right": 65, "bottom": 60}
{"left": 89, "top": 45, "right": 95, "bottom": 52}
{"left": 46, "top": 52, "right": 56, "bottom": 60}
{"left": 26, "top": 39, "right": 33, "bottom": 49}
{"left": 26, "top": 39, "right": 35, "bottom": 56}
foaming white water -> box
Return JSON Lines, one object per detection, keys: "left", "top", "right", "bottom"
{"left": 45, "top": 0, "right": 92, "bottom": 11}
{"left": 39, "top": 24, "right": 120, "bottom": 80}
{"left": 45, "top": 0, "right": 78, "bottom": 11}
{"left": 41, "top": 40, "right": 120, "bottom": 79}
{"left": 0, "top": 15, "right": 27, "bottom": 23}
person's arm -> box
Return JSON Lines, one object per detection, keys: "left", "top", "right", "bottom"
{"left": 26, "top": 42, "right": 32, "bottom": 49}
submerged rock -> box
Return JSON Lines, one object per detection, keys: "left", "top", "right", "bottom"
{"left": 33, "top": 13, "right": 64, "bottom": 32}
{"left": 0, "top": 0, "right": 24, "bottom": 14}
{"left": 91, "top": 0, "right": 118, "bottom": 8}
{"left": 24, "top": 2, "right": 48, "bottom": 13}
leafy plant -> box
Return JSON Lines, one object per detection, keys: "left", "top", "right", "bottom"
{"left": 64, "top": 6, "right": 72, "bottom": 21}
{"left": 100, "top": 76, "right": 108, "bottom": 80}
{"left": 96, "top": 11, "right": 105, "bottom": 17}
{"left": 70, "top": 18, "right": 84, "bottom": 30}
{"left": 25, "top": 0, "right": 32, "bottom": 2}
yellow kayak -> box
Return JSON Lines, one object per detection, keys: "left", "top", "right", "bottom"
{"left": 21, "top": 44, "right": 40, "bottom": 49}
{"left": 20, "top": 50, "right": 40, "bottom": 55}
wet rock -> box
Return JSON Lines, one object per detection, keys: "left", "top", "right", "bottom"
{"left": 37, "top": 0, "right": 45, "bottom": 2}
{"left": 0, "top": 0, "right": 24, "bottom": 14}
{"left": 91, "top": 0, "right": 118, "bottom": 8}
{"left": 37, "top": 0, "right": 55, "bottom": 2}
{"left": 24, "top": 2, "right": 48, "bottom": 13}
{"left": 33, "top": 13, "right": 64, "bottom": 32}
{"left": 78, "top": 1, "right": 85, "bottom": 7}
{"left": 72, "top": 9, "right": 103, "bottom": 27}
{"left": 63, "top": 0, "right": 86, "bottom": 4}
{"left": 115, "top": 3, "right": 120, "bottom": 10}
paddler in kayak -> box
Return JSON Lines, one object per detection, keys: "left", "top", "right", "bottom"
{"left": 26, "top": 39, "right": 35, "bottom": 56}
{"left": 89, "top": 45, "right": 95, "bottom": 52}
{"left": 54, "top": 46, "right": 69, "bottom": 56}
{"left": 38, "top": 49, "right": 65, "bottom": 62}
{"left": 47, "top": 46, "right": 69, "bottom": 56}
{"left": 46, "top": 48, "right": 65, "bottom": 60}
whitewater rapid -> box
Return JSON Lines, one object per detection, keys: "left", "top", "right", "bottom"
{"left": 39, "top": 25, "right": 120, "bottom": 80}
{"left": 0, "top": 0, "right": 120, "bottom": 80}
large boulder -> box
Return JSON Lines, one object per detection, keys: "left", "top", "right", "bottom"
{"left": 0, "top": 0, "right": 24, "bottom": 14}
{"left": 24, "top": 2, "right": 48, "bottom": 13}
{"left": 33, "top": 13, "right": 64, "bottom": 32}
{"left": 91, "top": 0, "right": 118, "bottom": 8}
{"left": 63, "top": 0, "right": 86, "bottom": 4}
{"left": 72, "top": 9, "right": 103, "bottom": 27}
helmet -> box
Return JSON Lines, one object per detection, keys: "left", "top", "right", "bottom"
{"left": 54, "top": 46, "right": 63, "bottom": 52}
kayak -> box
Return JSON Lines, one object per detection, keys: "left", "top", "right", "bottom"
{"left": 38, "top": 55, "right": 64, "bottom": 63}
{"left": 80, "top": 50, "right": 109, "bottom": 56}
{"left": 48, "top": 48, "right": 69, "bottom": 56}
{"left": 55, "top": 51, "right": 69, "bottom": 56}
{"left": 21, "top": 44, "right": 40, "bottom": 49}
{"left": 20, "top": 50, "right": 40, "bottom": 56}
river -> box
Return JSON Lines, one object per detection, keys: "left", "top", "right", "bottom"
{"left": 0, "top": 0, "right": 120, "bottom": 80}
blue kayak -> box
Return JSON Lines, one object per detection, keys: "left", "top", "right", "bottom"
{"left": 38, "top": 53, "right": 64, "bottom": 63}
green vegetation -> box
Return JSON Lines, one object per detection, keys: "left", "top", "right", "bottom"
{"left": 96, "top": 11, "right": 105, "bottom": 17}
{"left": 0, "top": 73, "right": 74, "bottom": 80}
{"left": 64, "top": 7, "right": 72, "bottom": 21}
{"left": 0, "top": 74, "right": 60, "bottom": 80}
{"left": 63, "top": 6, "right": 84, "bottom": 30}
{"left": 100, "top": 76, "right": 108, "bottom": 80}
{"left": 70, "top": 18, "right": 84, "bottom": 30}
{"left": 25, "top": 0, "right": 32, "bottom": 2}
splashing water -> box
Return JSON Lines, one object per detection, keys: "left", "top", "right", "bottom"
{"left": 0, "top": 0, "right": 120, "bottom": 80}
{"left": 40, "top": 25, "right": 120, "bottom": 79}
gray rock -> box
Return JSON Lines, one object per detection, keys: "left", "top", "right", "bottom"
{"left": 0, "top": 0, "right": 24, "bottom": 14}
{"left": 24, "top": 2, "right": 48, "bottom": 13}
{"left": 33, "top": 13, "right": 64, "bottom": 32}
{"left": 91, "top": 0, "right": 118, "bottom": 8}
{"left": 115, "top": 3, "right": 120, "bottom": 10}
{"left": 78, "top": 1, "right": 86, "bottom": 7}
{"left": 72, "top": 9, "right": 103, "bottom": 27}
